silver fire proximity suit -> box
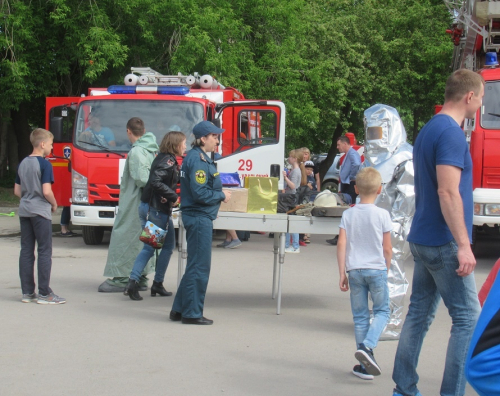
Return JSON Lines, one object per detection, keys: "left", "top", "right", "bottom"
{"left": 363, "top": 104, "right": 415, "bottom": 340}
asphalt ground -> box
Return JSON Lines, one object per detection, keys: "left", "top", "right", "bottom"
{"left": 0, "top": 208, "right": 498, "bottom": 396}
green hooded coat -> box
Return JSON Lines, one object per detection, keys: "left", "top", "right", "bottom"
{"left": 103, "top": 132, "right": 159, "bottom": 278}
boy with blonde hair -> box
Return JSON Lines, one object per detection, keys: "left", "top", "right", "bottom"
{"left": 14, "top": 128, "right": 66, "bottom": 304}
{"left": 337, "top": 167, "right": 392, "bottom": 379}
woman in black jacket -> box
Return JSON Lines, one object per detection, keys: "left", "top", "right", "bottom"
{"left": 126, "top": 131, "right": 186, "bottom": 300}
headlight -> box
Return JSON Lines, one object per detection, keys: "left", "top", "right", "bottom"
{"left": 485, "top": 204, "right": 500, "bottom": 216}
{"left": 474, "top": 203, "right": 484, "bottom": 215}
{"left": 72, "top": 170, "right": 88, "bottom": 203}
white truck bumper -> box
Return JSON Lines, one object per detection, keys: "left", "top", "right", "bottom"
{"left": 71, "top": 204, "right": 116, "bottom": 227}
{"left": 473, "top": 188, "right": 500, "bottom": 226}
{"left": 70, "top": 204, "right": 181, "bottom": 228}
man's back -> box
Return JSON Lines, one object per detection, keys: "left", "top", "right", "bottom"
{"left": 409, "top": 114, "right": 473, "bottom": 246}
{"left": 17, "top": 156, "right": 53, "bottom": 220}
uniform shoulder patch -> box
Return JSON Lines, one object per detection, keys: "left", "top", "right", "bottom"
{"left": 195, "top": 170, "right": 207, "bottom": 184}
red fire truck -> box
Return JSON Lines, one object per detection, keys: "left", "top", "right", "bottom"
{"left": 444, "top": 0, "right": 500, "bottom": 245}
{"left": 46, "top": 68, "right": 285, "bottom": 244}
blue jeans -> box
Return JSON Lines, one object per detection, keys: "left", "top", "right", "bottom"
{"left": 285, "top": 233, "right": 299, "bottom": 249}
{"left": 348, "top": 269, "right": 390, "bottom": 349}
{"left": 130, "top": 202, "right": 175, "bottom": 283}
{"left": 60, "top": 206, "right": 71, "bottom": 226}
{"left": 393, "top": 241, "right": 480, "bottom": 396}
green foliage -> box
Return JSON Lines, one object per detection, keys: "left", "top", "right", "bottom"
{"left": 0, "top": 169, "right": 16, "bottom": 188}
{"left": 0, "top": 0, "right": 454, "bottom": 158}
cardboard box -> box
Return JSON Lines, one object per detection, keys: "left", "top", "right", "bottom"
{"left": 219, "top": 188, "right": 248, "bottom": 213}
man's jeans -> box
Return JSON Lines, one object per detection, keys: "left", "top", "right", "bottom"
{"left": 393, "top": 241, "right": 480, "bottom": 396}
{"left": 130, "top": 202, "right": 175, "bottom": 283}
{"left": 348, "top": 269, "right": 390, "bottom": 349}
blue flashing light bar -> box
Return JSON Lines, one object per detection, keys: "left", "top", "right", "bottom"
{"left": 107, "top": 85, "right": 189, "bottom": 95}
{"left": 157, "top": 86, "right": 189, "bottom": 95}
{"left": 485, "top": 52, "right": 499, "bottom": 67}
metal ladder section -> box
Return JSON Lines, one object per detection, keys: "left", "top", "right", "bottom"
{"left": 444, "top": 0, "right": 488, "bottom": 70}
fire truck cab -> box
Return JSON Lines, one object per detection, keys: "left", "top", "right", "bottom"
{"left": 442, "top": 0, "right": 500, "bottom": 245}
{"left": 46, "top": 68, "right": 285, "bottom": 245}
{"left": 471, "top": 65, "right": 500, "bottom": 241}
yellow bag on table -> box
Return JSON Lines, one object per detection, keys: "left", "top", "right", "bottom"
{"left": 245, "top": 177, "right": 278, "bottom": 214}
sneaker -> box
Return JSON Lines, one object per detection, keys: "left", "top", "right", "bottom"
{"left": 216, "top": 240, "right": 231, "bottom": 248}
{"left": 225, "top": 239, "right": 242, "bottom": 249}
{"left": 21, "top": 293, "right": 37, "bottom": 303}
{"left": 299, "top": 240, "right": 307, "bottom": 247}
{"left": 60, "top": 231, "right": 79, "bottom": 237}
{"left": 355, "top": 343, "right": 381, "bottom": 376}
{"left": 285, "top": 247, "right": 300, "bottom": 254}
{"left": 326, "top": 236, "right": 338, "bottom": 245}
{"left": 352, "top": 365, "right": 374, "bottom": 380}
{"left": 37, "top": 292, "right": 66, "bottom": 305}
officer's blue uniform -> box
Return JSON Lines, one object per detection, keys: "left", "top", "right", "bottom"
{"left": 172, "top": 146, "right": 225, "bottom": 319}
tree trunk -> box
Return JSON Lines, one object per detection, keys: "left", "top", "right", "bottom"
{"left": 0, "top": 111, "right": 10, "bottom": 179}
{"left": 318, "top": 105, "right": 352, "bottom": 183}
{"left": 12, "top": 103, "right": 33, "bottom": 161}
{"left": 412, "top": 108, "right": 420, "bottom": 144}
{"left": 8, "top": 123, "right": 19, "bottom": 174}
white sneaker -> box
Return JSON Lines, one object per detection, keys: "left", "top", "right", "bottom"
{"left": 225, "top": 239, "right": 242, "bottom": 249}
{"left": 285, "top": 247, "right": 300, "bottom": 254}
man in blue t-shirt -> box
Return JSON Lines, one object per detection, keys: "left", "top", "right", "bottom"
{"left": 392, "top": 69, "right": 483, "bottom": 396}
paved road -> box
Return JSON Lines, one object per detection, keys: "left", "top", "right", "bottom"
{"left": 0, "top": 211, "right": 497, "bottom": 395}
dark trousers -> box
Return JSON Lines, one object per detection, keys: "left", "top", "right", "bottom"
{"left": 19, "top": 216, "right": 53, "bottom": 296}
{"left": 341, "top": 181, "right": 357, "bottom": 204}
{"left": 172, "top": 214, "right": 213, "bottom": 318}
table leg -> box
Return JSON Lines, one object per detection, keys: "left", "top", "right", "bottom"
{"left": 272, "top": 232, "right": 279, "bottom": 299}
{"left": 276, "top": 232, "right": 286, "bottom": 315}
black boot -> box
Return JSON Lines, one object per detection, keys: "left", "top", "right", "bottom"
{"left": 125, "top": 279, "right": 143, "bottom": 301}
{"left": 151, "top": 281, "right": 173, "bottom": 297}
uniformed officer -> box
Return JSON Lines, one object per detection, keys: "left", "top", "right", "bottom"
{"left": 170, "top": 121, "right": 231, "bottom": 325}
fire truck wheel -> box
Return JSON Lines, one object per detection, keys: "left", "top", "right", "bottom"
{"left": 321, "top": 181, "right": 339, "bottom": 193}
{"left": 82, "top": 226, "right": 105, "bottom": 245}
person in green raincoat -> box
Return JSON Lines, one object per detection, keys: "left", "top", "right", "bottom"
{"left": 98, "top": 117, "right": 159, "bottom": 292}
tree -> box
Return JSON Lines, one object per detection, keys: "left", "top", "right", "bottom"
{"left": 0, "top": 0, "right": 454, "bottom": 185}
{"left": 0, "top": 0, "right": 128, "bottom": 171}
{"left": 300, "top": 0, "right": 453, "bottom": 181}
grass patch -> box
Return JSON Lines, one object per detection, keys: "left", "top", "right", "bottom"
{"left": 0, "top": 187, "right": 19, "bottom": 207}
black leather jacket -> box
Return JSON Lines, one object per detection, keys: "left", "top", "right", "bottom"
{"left": 141, "top": 152, "right": 179, "bottom": 214}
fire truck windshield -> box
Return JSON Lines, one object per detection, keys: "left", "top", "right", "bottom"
{"left": 74, "top": 100, "right": 204, "bottom": 152}
{"left": 481, "top": 81, "right": 500, "bottom": 130}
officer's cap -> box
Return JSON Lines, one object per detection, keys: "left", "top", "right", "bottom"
{"left": 193, "top": 121, "right": 225, "bottom": 139}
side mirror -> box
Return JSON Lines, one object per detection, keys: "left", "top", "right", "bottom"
{"left": 50, "top": 117, "right": 64, "bottom": 142}
{"left": 270, "top": 164, "right": 280, "bottom": 178}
